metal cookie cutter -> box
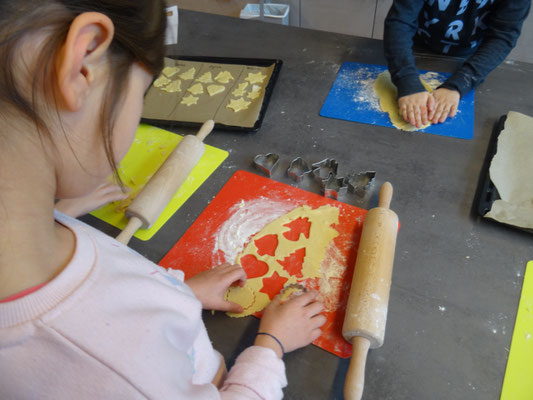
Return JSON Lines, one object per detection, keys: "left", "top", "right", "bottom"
{"left": 279, "top": 283, "right": 307, "bottom": 302}
{"left": 323, "top": 174, "right": 348, "bottom": 200}
{"left": 311, "top": 159, "right": 339, "bottom": 183}
{"left": 287, "top": 157, "right": 312, "bottom": 182}
{"left": 344, "top": 171, "right": 376, "bottom": 196}
{"left": 253, "top": 153, "right": 280, "bottom": 177}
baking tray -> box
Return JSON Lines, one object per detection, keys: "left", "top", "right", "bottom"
{"left": 475, "top": 115, "right": 533, "bottom": 234}
{"left": 141, "top": 56, "right": 283, "bottom": 132}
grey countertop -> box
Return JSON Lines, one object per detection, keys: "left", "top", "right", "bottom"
{"left": 83, "top": 10, "right": 533, "bottom": 400}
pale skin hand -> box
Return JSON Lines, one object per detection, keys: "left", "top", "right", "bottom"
{"left": 429, "top": 88, "right": 460, "bottom": 124}
{"left": 186, "top": 263, "right": 247, "bottom": 313}
{"left": 254, "top": 291, "right": 326, "bottom": 358}
{"left": 55, "top": 182, "right": 129, "bottom": 218}
{"left": 398, "top": 91, "right": 435, "bottom": 128}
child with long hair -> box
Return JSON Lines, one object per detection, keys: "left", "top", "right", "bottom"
{"left": 0, "top": 1, "right": 325, "bottom": 398}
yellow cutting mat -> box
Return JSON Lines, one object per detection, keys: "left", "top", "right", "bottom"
{"left": 90, "top": 124, "right": 228, "bottom": 240}
{"left": 500, "top": 261, "right": 533, "bottom": 400}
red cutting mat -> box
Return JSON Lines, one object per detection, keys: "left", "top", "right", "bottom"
{"left": 159, "top": 170, "right": 367, "bottom": 358}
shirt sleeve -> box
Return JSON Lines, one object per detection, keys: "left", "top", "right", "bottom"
{"left": 440, "top": 0, "right": 531, "bottom": 97}
{"left": 383, "top": 0, "right": 427, "bottom": 98}
{"left": 220, "top": 346, "right": 287, "bottom": 400}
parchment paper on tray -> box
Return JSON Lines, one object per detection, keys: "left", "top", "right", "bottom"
{"left": 142, "top": 57, "right": 275, "bottom": 128}
{"left": 485, "top": 111, "right": 533, "bottom": 229}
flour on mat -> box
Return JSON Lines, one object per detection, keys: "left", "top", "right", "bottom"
{"left": 335, "top": 67, "right": 381, "bottom": 112}
{"left": 319, "top": 243, "right": 349, "bottom": 312}
{"left": 212, "top": 198, "right": 296, "bottom": 264}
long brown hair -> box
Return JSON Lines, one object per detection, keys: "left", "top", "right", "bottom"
{"left": 0, "top": 0, "right": 166, "bottom": 180}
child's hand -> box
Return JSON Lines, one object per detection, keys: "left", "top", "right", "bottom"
{"left": 429, "top": 88, "right": 460, "bottom": 124}
{"left": 55, "top": 182, "right": 129, "bottom": 218}
{"left": 398, "top": 91, "right": 434, "bottom": 128}
{"left": 254, "top": 291, "right": 326, "bottom": 358}
{"left": 186, "top": 264, "right": 247, "bottom": 313}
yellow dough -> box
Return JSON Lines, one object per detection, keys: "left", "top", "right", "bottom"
{"left": 247, "top": 85, "right": 262, "bottom": 100}
{"left": 227, "top": 205, "right": 340, "bottom": 317}
{"left": 153, "top": 75, "right": 171, "bottom": 88}
{"left": 196, "top": 72, "right": 213, "bottom": 83}
{"left": 180, "top": 94, "right": 198, "bottom": 106}
{"left": 162, "top": 66, "right": 180, "bottom": 78}
{"left": 179, "top": 67, "right": 196, "bottom": 80}
{"left": 161, "top": 79, "right": 182, "bottom": 93}
{"left": 374, "top": 70, "right": 432, "bottom": 132}
{"left": 214, "top": 71, "right": 234, "bottom": 84}
{"left": 206, "top": 84, "right": 225, "bottom": 96}
{"left": 187, "top": 83, "right": 204, "bottom": 95}
{"left": 245, "top": 72, "right": 267, "bottom": 84}
{"left": 227, "top": 97, "right": 251, "bottom": 112}
{"left": 232, "top": 82, "right": 249, "bottom": 96}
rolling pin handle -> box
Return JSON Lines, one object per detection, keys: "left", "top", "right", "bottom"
{"left": 115, "top": 216, "right": 143, "bottom": 245}
{"left": 344, "top": 336, "right": 371, "bottom": 400}
{"left": 378, "top": 182, "right": 393, "bottom": 209}
{"left": 195, "top": 119, "right": 215, "bottom": 142}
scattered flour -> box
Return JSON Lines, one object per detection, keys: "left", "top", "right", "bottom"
{"left": 212, "top": 198, "right": 295, "bottom": 264}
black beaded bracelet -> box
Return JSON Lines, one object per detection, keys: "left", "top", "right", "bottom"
{"left": 256, "top": 332, "right": 285, "bottom": 357}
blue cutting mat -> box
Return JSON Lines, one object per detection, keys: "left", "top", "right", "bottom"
{"left": 320, "top": 62, "right": 475, "bottom": 140}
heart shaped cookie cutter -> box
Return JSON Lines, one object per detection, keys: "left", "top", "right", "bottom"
{"left": 253, "top": 153, "right": 280, "bottom": 177}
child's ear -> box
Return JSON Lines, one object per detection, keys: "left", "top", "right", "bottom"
{"left": 56, "top": 12, "right": 114, "bottom": 112}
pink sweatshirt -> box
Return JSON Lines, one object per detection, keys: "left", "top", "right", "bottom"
{"left": 0, "top": 212, "right": 287, "bottom": 399}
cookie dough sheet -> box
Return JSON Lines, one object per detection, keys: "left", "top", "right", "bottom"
{"left": 142, "top": 57, "right": 275, "bottom": 128}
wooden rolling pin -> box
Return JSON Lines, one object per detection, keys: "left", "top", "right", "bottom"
{"left": 116, "top": 120, "right": 215, "bottom": 245}
{"left": 342, "top": 182, "right": 398, "bottom": 400}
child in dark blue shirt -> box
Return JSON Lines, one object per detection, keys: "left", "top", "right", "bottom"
{"left": 384, "top": 0, "right": 530, "bottom": 128}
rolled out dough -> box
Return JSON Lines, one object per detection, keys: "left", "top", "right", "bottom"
{"left": 374, "top": 71, "right": 432, "bottom": 132}
{"left": 225, "top": 204, "right": 340, "bottom": 317}
{"left": 485, "top": 111, "right": 533, "bottom": 229}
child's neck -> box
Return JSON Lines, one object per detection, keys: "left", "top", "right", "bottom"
{"left": 0, "top": 126, "right": 75, "bottom": 300}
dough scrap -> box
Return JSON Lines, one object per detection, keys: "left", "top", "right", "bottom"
{"left": 153, "top": 75, "right": 171, "bottom": 88}
{"left": 227, "top": 204, "right": 340, "bottom": 317}
{"left": 245, "top": 72, "right": 267, "bottom": 84}
{"left": 180, "top": 94, "right": 198, "bottom": 106}
{"left": 187, "top": 83, "right": 204, "bottom": 95}
{"left": 206, "top": 84, "right": 226, "bottom": 97}
{"left": 374, "top": 70, "right": 432, "bottom": 132}
{"left": 196, "top": 72, "right": 213, "bottom": 83}
{"left": 247, "top": 85, "right": 262, "bottom": 100}
{"left": 179, "top": 67, "right": 196, "bottom": 80}
{"left": 227, "top": 97, "right": 251, "bottom": 112}
{"left": 161, "top": 80, "right": 182, "bottom": 93}
{"left": 215, "top": 71, "right": 234, "bottom": 84}
{"left": 162, "top": 66, "right": 180, "bottom": 78}
{"left": 232, "top": 82, "right": 249, "bottom": 97}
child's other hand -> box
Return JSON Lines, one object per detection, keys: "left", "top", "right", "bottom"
{"left": 398, "top": 91, "right": 434, "bottom": 128}
{"left": 186, "top": 264, "right": 247, "bottom": 313}
{"left": 255, "top": 291, "right": 326, "bottom": 358}
{"left": 55, "top": 182, "right": 129, "bottom": 218}
{"left": 429, "top": 88, "right": 460, "bottom": 124}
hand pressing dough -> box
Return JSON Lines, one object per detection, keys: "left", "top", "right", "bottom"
{"left": 232, "top": 82, "right": 249, "bottom": 96}
{"left": 179, "top": 67, "right": 196, "bottom": 80}
{"left": 225, "top": 204, "right": 340, "bottom": 317}
{"left": 245, "top": 72, "right": 267, "bottom": 84}
{"left": 162, "top": 66, "right": 180, "bottom": 78}
{"left": 207, "top": 84, "right": 225, "bottom": 96}
{"left": 374, "top": 70, "right": 432, "bottom": 132}
{"left": 214, "top": 71, "right": 234, "bottom": 84}
{"left": 153, "top": 75, "right": 171, "bottom": 88}
{"left": 187, "top": 83, "right": 204, "bottom": 95}
{"left": 227, "top": 97, "right": 251, "bottom": 112}
{"left": 161, "top": 79, "right": 182, "bottom": 93}
{"left": 180, "top": 94, "right": 198, "bottom": 106}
